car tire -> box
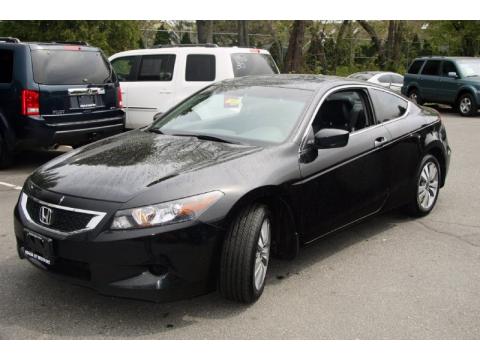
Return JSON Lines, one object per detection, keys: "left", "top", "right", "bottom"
{"left": 405, "top": 154, "right": 441, "bottom": 217}
{"left": 0, "top": 130, "right": 14, "bottom": 169}
{"left": 457, "top": 93, "right": 478, "bottom": 117}
{"left": 408, "top": 88, "right": 424, "bottom": 105}
{"left": 219, "top": 203, "right": 272, "bottom": 304}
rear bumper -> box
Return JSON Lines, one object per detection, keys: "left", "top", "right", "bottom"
{"left": 14, "top": 201, "right": 225, "bottom": 303}
{"left": 14, "top": 112, "right": 125, "bottom": 147}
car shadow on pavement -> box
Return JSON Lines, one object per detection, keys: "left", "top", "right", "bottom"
{"left": 3, "top": 148, "right": 69, "bottom": 173}
{"left": 0, "top": 209, "right": 412, "bottom": 339}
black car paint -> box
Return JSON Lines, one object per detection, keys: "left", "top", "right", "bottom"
{"left": 14, "top": 75, "right": 451, "bottom": 302}
{"left": 0, "top": 42, "right": 125, "bottom": 152}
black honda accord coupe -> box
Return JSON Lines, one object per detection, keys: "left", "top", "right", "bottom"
{"left": 14, "top": 75, "right": 451, "bottom": 304}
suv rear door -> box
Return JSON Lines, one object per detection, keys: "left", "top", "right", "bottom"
{"left": 111, "top": 53, "right": 176, "bottom": 129}
{"left": 31, "top": 45, "right": 123, "bottom": 127}
{"left": 418, "top": 59, "right": 442, "bottom": 102}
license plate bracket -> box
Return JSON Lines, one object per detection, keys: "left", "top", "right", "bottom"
{"left": 24, "top": 231, "right": 55, "bottom": 266}
{"left": 78, "top": 95, "right": 96, "bottom": 108}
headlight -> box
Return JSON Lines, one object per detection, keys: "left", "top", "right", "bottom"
{"left": 111, "top": 191, "right": 223, "bottom": 230}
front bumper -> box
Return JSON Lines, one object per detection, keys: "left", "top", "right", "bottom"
{"left": 14, "top": 195, "right": 225, "bottom": 303}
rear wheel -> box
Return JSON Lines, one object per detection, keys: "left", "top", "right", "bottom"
{"left": 405, "top": 154, "right": 441, "bottom": 217}
{"left": 0, "top": 130, "right": 14, "bottom": 169}
{"left": 457, "top": 93, "right": 478, "bottom": 117}
{"left": 219, "top": 204, "right": 271, "bottom": 303}
{"left": 408, "top": 88, "right": 424, "bottom": 105}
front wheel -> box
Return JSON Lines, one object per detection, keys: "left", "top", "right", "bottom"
{"left": 219, "top": 204, "right": 271, "bottom": 303}
{"left": 405, "top": 154, "right": 441, "bottom": 217}
{"left": 457, "top": 93, "right": 478, "bottom": 117}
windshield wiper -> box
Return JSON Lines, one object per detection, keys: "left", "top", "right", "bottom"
{"left": 148, "top": 128, "right": 164, "bottom": 134}
{"left": 168, "top": 133, "right": 240, "bottom": 144}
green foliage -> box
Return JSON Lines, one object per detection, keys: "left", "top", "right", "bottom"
{"left": 0, "top": 20, "right": 141, "bottom": 56}
{"left": 153, "top": 24, "right": 171, "bottom": 45}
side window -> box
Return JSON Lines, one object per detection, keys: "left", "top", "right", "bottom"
{"left": 407, "top": 60, "right": 424, "bottom": 74}
{"left": 370, "top": 88, "right": 408, "bottom": 123}
{"left": 378, "top": 74, "right": 392, "bottom": 83}
{"left": 111, "top": 56, "right": 138, "bottom": 82}
{"left": 441, "top": 61, "right": 458, "bottom": 77}
{"left": 312, "top": 90, "right": 371, "bottom": 134}
{"left": 137, "top": 54, "right": 175, "bottom": 81}
{"left": 391, "top": 74, "right": 404, "bottom": 84}
{"left": 185, "top": 54, "right": 216, "bottom": 82}
{"left": 421, "top": 60, "right": 441, "bottom": 76}
{"left": 0, "top": 50, "right": 13, "bottom": 83}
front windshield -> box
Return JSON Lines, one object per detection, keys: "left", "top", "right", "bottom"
{"left": 151, "top": 85, "right": 313, "bottom": 145}
{"left": 457, "top": 60, "right": 480, "bottom": 77}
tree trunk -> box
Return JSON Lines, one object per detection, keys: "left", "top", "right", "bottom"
{"left": 357, "top": 20, "right": 386, "bottom": 69}
{"left": 237, "top": 20, "right": 249, "bottom": 47}
{"left": 284, "top": 20, "right": 306, "bottom": 73}
{"left": 196, "top": 20, "right": 213, "bottom": 44}
{"left": 333, "top": 20, "right": 350, "bottom": 74}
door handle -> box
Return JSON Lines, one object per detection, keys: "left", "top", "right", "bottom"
{"left": 374, "top": 137, "right": 387, "bottom": 148}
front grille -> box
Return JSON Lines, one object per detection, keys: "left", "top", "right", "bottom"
{"left": 22, "top": 194, "right": 105, "bottom": 233}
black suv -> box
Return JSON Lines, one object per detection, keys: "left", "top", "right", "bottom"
{"left": 0, "top": 38, "right": 125, "bottom": 168}
{"left": 402, "top": 56, "right": 480, "bottom": 116}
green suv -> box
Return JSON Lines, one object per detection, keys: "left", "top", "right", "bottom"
{"left": 402, "top": 57, "right": 480, "bottom": 116}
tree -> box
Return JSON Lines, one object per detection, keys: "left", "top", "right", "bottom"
{"left": 333, "top": 20, "right": 350, "bottom": 73}
{"left": 196, "top": 20, "right": 213, "bottom": 44}
{"left": 153, "top": 24, "right": 171, "bottom": 45}
{"left": 0, "top": 20, "right": 141, "bottom": 56}
{"left": 284, "top": 20, "right": 306, "bottom": 73}
{"left": 237, "top": 21, "right": 249, "bottom": 47}
{"left": 357, "top": 20, "right": 386, "bottom": 69}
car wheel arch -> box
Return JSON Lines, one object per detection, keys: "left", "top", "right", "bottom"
{"left": 425, "top": 144, "right": 447, "bottom": 187}
{"left": 455, "top": 87, "right": 476, "bottom": 105}
{"left": 223, "top": 186, "right": 300, "bottom": 260}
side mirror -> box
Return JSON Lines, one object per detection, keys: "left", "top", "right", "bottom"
{"left": 314, "top": 128, "right": 350, "bottom": 149}
{"left": 153, "top": 112, "right": 164, "bottom": 122}
{"left": 448, "top": 71, "right": 459, "bottom": 79}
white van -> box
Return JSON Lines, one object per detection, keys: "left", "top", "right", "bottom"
{"left": 109, "top": 45, "right": 280, "bottom": 129}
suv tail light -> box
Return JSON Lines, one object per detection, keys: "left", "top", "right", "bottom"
{"left": 21, "top": 89, "right": 40, "bottom": 116}
{"left": 117, "top": 87, "right": 123, "bottom": 109}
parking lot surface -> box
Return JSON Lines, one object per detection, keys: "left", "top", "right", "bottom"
{"left": 0, "top": 110, "right": 479, "bottom": 339}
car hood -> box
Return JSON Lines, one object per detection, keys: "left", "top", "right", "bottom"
{"left": 29, "top": 130, "right": 261, "bottom": 202}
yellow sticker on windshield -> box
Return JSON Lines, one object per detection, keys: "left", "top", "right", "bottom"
{"left": 224, "top": 96, "right": 242, "bottom": 108}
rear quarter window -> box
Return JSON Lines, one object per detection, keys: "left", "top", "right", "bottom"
{"left": 0, "top": 50, "right": 13, "bottom": 83}
{"left": 370, "top": 88, "right": 408, "bottom": 123}
{"left": 185, "top": 54, "right": 216, "bottom": 82}
{"left": 407, "top": 60, "right": 424, "bottom": 74}
{"left": 231, "top": 53, "right": 279, "bottom": 77}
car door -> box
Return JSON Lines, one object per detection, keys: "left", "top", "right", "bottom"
{"left": 178, "top": 53, "right": 217, "bottom": 105}
{"left": 112, "top": 54, "right": 176, "bottom": 129}
{"left": 438, "top": 60, "right": 462, "bottom": 104}
{"left": 419, "top": 60, "right": 442, "bottom": 102}
{"left": 297, "top": 87, "right": 391, "bottom": 242}
{"left": 368, "top": 88, "right": 421, "bottom": 208}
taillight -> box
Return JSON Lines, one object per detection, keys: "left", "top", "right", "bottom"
{"left": 117, "top": 87, "right": 123, "bottom": 108}
{"left": 21, "top": 89, "right": 40, "bottom": 116}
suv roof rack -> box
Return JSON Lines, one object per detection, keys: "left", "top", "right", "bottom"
{"left": 0, "top": 37, "right": 21, "bottom": 43}
{"left": 50, "top": 41, "right": 90, "bottom": 46}
{"left": 151, "top": 43, "right": 218, "bottom": 49}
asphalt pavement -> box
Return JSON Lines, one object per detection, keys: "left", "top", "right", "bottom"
{"left": 0, "top": 109, "right": 479, "bottom": 339}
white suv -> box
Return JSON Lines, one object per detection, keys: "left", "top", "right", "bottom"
{"left": 109, "top": 45, "right": 279, "bottom": 129}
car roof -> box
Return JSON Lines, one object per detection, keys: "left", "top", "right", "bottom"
{"left": 415, "top": 56, "right": 479, "bottom": 61}
{"left": 109, "top": 46, "right": 271, "bottom": 59}
{"left": 211, "top": 74, "right": 377, "bottom": 92}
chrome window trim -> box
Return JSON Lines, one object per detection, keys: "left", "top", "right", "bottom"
{"left": 19, "top": 192, "right": 107, "bottom": 235}
{"left": 299, "top": 84, "right": 411, "bottom": 152}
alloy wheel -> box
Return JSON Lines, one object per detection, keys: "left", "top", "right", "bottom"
{"left": 459, "top": 97, "right": 472, "bottom": 114}
{"left": 417, "top": 161, "right": 439, "bottom": 211}
{"left": 254, "top": 218, "right": 271, "bottom": 291}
